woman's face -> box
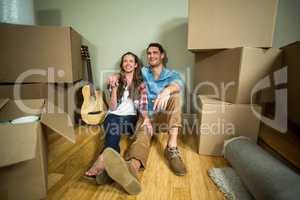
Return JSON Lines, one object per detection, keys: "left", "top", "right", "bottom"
{"left": 122, "top": 54, "right": 137, "bottom": 73}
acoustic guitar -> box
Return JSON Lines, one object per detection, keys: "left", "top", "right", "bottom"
{"left": 80, "top": 45, "right": 106, "bottom": 125}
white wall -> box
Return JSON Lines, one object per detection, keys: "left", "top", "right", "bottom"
{"left": 273, "top": 0, "right": 300, "bottom": 47}
{"left": 34, "top": 0, "right": 194, "bottom": 91}
{"left": 33, "top": 0, "right": 300, "bottom": 113}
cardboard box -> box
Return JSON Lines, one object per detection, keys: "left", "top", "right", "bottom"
{"left": 259, "top": 42, "right": 300, "bottom": 126}
{"left": 0, "top": 99, "right": 75, "bottom": 200}
{"left": 0, "top": 23, "right": 83, "bottom": 83}
{"left": 193, "top": 47, "right": 282, "bottom": 104}
{"left": 188, "top": 0, "right": 278, "bottom": 51}
{"left": 259, "top": 123, "right": 300, "bottom": 169}
{"left": 283, "top": 42, "right": 300, "bottom": 127}
{"left": 0, "top": 81, "right": 85, "bottom": 124}
{"left": 197, "top": 95, "right": 261, "bottom": 156}
{"left": 0, "top": 83, "right": 47, "bottom": 99}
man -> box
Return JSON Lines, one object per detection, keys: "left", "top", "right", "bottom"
{"left": 102, "top": 43, "right": 186, "bottom": 195}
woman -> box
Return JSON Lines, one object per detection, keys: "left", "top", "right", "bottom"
{"left": 84, "top": 52, "right": 151, "bottom": 184}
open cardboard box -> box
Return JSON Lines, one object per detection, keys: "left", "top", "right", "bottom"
{"left": 285, "top": 42, "right": 300, "bottom": 127}
{"left": 197, "top": 95, "right": 261, "bottom": 156}
{"left": 0, "top": 98, "right": 75, "bottom": 200}
{"left": 259, "top": 41, "right": 300, "bottom": 127}
{"left": 0, "top": 81, "right": 85, "bottom": 124}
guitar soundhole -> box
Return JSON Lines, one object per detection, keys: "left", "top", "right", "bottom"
{"left": 88, "top": 111, "right": 102, "bottom": 115}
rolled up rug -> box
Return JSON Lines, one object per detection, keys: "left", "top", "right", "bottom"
{"left": 223, "top": 137, "right": 300, "bottom": 200}
{"left": 208, "top": 167, "right": 254, "bottom": 200}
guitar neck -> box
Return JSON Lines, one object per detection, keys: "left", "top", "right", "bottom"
{"left": 86, "top": 59, "right": 95, "bottom": 97}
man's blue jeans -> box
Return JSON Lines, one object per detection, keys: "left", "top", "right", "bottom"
{"left": 103, "top": 114, "right": 137, "bottom": 153}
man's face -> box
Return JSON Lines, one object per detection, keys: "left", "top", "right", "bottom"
{"left": 147, "top": 46, "right": 164, "bottom": 67}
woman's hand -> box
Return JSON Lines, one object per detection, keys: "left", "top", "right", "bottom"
{"left": 107, "top": 74, "right": 119, "bottom": 88}
{"left": 141, "top": 117, "right": 153, "bottom": 136}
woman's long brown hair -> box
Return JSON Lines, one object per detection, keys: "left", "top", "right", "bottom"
{"left": 117, "top": 52, "right": 143, "bottom": 102}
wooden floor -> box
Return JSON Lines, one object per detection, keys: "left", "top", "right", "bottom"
{"left": 45, "top": 126, "right": 228, "bottom": 200}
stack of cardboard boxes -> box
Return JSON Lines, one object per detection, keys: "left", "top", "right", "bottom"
{"left": 0, "top": 23, "right": 85, "bottom": 199}
{"left": 0, "top": 23, "right": 85, "bottom": 124}
{"left": 188, "top": 0, "right": 300, "bottom": 156}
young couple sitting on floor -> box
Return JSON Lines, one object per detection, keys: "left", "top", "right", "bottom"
{"left": 84, "top": 43, "right": 186, "bottom": 195}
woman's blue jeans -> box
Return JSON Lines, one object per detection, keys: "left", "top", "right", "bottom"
{"left": 103, "top": 114, "right": 137, "bottom": 153}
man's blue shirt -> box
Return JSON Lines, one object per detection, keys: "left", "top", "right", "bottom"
{"left": 141, "top": 65, "right": 184, "bottom": 113}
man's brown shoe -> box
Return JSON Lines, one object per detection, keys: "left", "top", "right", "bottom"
{"left": 103, "top": 148, "right": 141, "bottom": 195}
{"left": 165, "top": 146, "right": 187, "bottom": 176}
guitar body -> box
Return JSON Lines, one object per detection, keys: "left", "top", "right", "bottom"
{"left": 80, "top": 45, "right": 107, "bottom": 125}
{"left": 81, "top": 85, "right": 106, "bottom": 125}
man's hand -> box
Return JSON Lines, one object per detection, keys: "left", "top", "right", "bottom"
{"left": 153, "top": 88, "right": 171, "bottom": 112}
{"left": 107, "top": 74, "right": 119, "bottom": 88}
{"left": 141, "top": 118, "right": 153, "bottom": 136}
